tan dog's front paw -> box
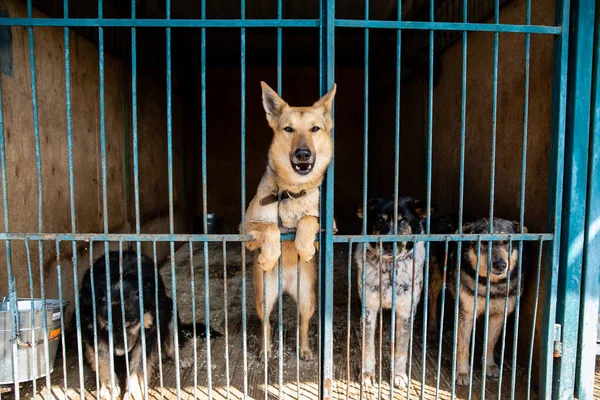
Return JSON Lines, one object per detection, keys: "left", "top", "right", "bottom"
{"left": 300, "top": 347, "right": 314, "bottom": 361}
{"left": 295, "top": 241, "right": 316, "bottom": 262}
{"left": 257, "top": 248, "right": 281, "bottom": 271}
{"left": 295, "top": 216, "right": 319, "bottom": 262}
{"left": 256, "top": 224, "right": 281, "bottom": 271}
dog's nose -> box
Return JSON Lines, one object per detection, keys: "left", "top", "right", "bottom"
{"left": 294, "top": 148, "right": 312, "bottom": 162}
{"left": 493, "top": 260, "right": 507, "bottom": 271}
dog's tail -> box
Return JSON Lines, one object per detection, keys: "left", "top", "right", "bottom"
{"left": 178, "top": 321, "right": 222, "bottom": 341}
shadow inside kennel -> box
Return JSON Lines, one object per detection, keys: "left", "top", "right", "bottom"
{"left": 11, "top": 243, "right": 535, "bottom": 400}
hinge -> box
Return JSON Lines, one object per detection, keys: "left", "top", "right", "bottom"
{"left": 553, "top": 323, "right": 563, "bottom": 358}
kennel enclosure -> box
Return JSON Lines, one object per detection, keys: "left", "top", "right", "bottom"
{"left": 0, "top": 0, "right": 599, "bottom": 398}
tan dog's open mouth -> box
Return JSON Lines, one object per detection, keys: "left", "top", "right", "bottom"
{"left": 291, "top": 161, "right": 314, "bottom": 175}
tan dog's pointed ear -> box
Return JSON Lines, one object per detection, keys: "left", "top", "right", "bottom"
{"left": 261, "top": 81, "right": 287, "bottom": 126}
{"left": 313, "top": 84, "right": 337, "bottom": 113}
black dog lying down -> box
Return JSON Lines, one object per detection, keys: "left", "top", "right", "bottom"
{"left": 78, "top": 250, "right": 221, "bottom": 400}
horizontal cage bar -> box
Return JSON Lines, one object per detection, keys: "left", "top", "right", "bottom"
{"left": 0, "top": 18, "right": 320, "bottom": 28}
{"left": 0, "top": 19, "right": 561, "bottom": 34}
{"left": 335, "top": 19, "right": 561, "bottom": 34}
{"left": 0, "top": 232, "right": 552, "bottom": 242}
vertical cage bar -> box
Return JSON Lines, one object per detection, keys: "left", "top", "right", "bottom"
{"left": 345, "top": 240, "right": 352, "bottom": 400}
{"left": 55, "top": 240, "right": 68, "bottom": 392}
{"left": 239, "top": 0, "right": 249, "bottom": 396}
{"left": 576, "top": 2, "right": 600, "bottom": 394}
{"left": 360, "top": 0, "right": 370, "bottom": 396}
{"left": 118, "top": 242, "right": 131, "bottom": 397}
{"left": 528, "top": 238, "right": 544, "bottom": 400}
{"left": 199, "top": 0, "right": 213, "bottom": 394}
{"left": 319, "top": 0, "right": 335, "bottom": 395}
{"left": 422, "top": 0, "right": 436, "bottom": 393}
{"left": 481, "top": 1, "right": 501, "bottom": 395}
{"left": 435, "top": 239, "right": 449, "bottom": 400}
{"left": 89, "top": 243, "right": 101, "bottom": 397}
{"left": 405, "top": 239, "right": 418, "bottom": 398}
{"left": 25, "top": 240, "right": 38, "bottom": 398}
{"left": 377, "top": 239, "right": 383, "bottom": 399}
{"left": 554, "top": 0, "right": 595, "bottom": 397}
{"left": 96, "top": 0, "right": 118, "bottom": 395}
{"left": 276, "top": 5, "right": 284, "bottom": 393}
{"left": 451, "top": 0, "right": 468, "bottom": 395}
{"left": 511, "top": 0, "right": 533, "bottom": 396}
{"left": 389, "top": 0, "right": 402, "bottom": 396}
{"left": 189, "top": 240, "right": 199, "bottom": 400}
{"left": 129, "top": 0, "right": 149, "bottom": 396}
{"left": 467, "top": 239, "right": 482, "bottom": 400}
{"left": 165, "top": 0, "right": 182, "bottom": 394}
{"left": 222, "top": 239, "right": 231, "bottom": 399}
{"left": 0, "top": 36, "right": 20, "bottom": 398}
{"left": 497, "top": 239, "right": 513, "bottom": 398}
{"left": 63, "top": 0, "right": 85, "bottom": 394}
{"left": 539, "top": 0, "right": 570, "bottom": 395}
{"left": 26, "top": 0, "right": 52, "bottom": 394}
{"left": 153, "top": 240, "right": 166, "bottom": 399}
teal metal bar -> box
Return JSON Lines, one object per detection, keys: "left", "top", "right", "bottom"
{"left": 153, "top": 240, "right": 166, "bottom": 398}
{"left": 0, "top": 232, "right": 552, "bottom": 242}
{"left": 63, "top": 0, "right": 85, "bottom": 394}
{"left": 539, "top": 0, "right": 571, "bottom": 393}
{"left": 319, "top": 0, "right": 335, "bottom": 395}
{"left": 334, "top": 20, "right": 560, "bottom": 33}
{"left": 575, "top": 4, "right": 600, "bottom": 395}
{"left": 421, "top": 0, "right": 435, "bottom": 392}
{"left": 481, "top": 1, "right": 501, "bottom": 395}
{"left": 189, "top": 240, "right": 199, "bottom": 400}
{"left": 497, "top": 239, "right": 513, "bottom": 398}
{"left": 467, "top": 240, "right": 482, "bottom": 400}
{"left": 55, "top": 240, "right": 68, "bottom": 392}
{"left": 239, "top": 0, "right": 249, "bottom": 394}
{"left": 25, "top": 241, "right": 38, "bottom": 397}
{"left": 26, "top": 1, "right": 52, "bottom": 395}
{"left": 554, "top": 0, "right": 595, "bottom": 398}
{"left": 0, "top": 28, "right": 20, "bottom": 397}
{"left": 222, "top": 239, "right": 231, "bottom": 400}
{"left": 435, "top": 240, "right": 449, "bottom": 400}
{"left": 451, "top": 0, "right": 468, "bottom": 396}
{"left": 165, "top": 0, "right": 182, "bottom": 395}
{"left": 0, "top": 18, "right": 320, "bottom": 28}
{"left": 200, "top": 0, "right": 213, "bottom": 392}
{"left": 528, "top": 238, "right": 544, "bottom": 400}
{"left": 117, "top": 243, "right": 132, "bottom": 399}
{"left": 389, "top": 0, "right": 402, "bottom": 396}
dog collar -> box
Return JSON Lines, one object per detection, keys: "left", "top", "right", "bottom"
{"left": 259, "top": 190, "right": 307, "bottom": 206}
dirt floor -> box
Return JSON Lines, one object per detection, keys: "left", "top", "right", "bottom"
{"left": 5, "top": 243, "right": 535, "bottom": 399}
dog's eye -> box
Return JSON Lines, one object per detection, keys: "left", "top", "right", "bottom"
{"left": 377, "top": 217, "right": 385, "bottom": 224}
{"left": 283, "top": 127, "right": 294, "bottom": 133}
{"left": 310, "top": 126, "right": 320, "bottom": 132}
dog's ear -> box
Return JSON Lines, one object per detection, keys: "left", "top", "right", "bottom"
{"left": 356, "top": 198, "right": 379, "bottom": 219}
{"left": 412, "top": 200, "right": 439, "bottom": 219}
{"left": 312, "top": 84, "right": 337, "bottom": 129}
{"left": 313, "top": 84, "right": 337, "bottom": 112}
{"left": 261, "top": 81, "right": 288, "bottom": 126}
{"left": 512, "top": 221, "right": 528, "bottom": 234}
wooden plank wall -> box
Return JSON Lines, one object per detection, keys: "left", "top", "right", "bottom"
{"left": 0, "top": 0, "right": 192, "bottom": 307}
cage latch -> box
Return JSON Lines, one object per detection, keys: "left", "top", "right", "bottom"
{"left": 553, "top": 323, "right": 563, "bottom": 358}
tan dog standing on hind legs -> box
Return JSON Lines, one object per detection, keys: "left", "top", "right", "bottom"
{"left": 242, "top": 81, "right": 336, "bottom": 361}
